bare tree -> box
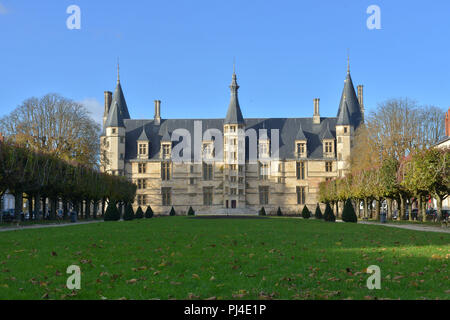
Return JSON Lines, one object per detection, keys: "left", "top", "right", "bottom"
{"left": 0, "top": 94, "right": 100, "bottom": 167}
{"left": 352, "top": 98, "right": 445, "bottom": 165}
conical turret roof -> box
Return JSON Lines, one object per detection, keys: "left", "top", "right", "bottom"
{"left": 224, "top": 71, "right": 245, "bottom": 125}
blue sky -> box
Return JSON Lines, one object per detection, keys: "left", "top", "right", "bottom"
{"left": 0, "top": 0, "right": 449, "bottom": 124}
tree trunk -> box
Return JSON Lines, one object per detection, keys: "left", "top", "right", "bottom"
{"left": 42, "top": 197, "right": 47, "bottom": 220}
{"left": 74, "top": 201, "right": 79, "bottom": 219}
{"left": 93, "top": 201, "right": 98, "bottom": 220}
{"left": 49, "top": 198, "right": 57, "bottom": 220}
{"left": 63, "top": 199, "right": 68, "bottom": 220}
{"left": 387, "top": 198, "right": 392, "bottom": 220}
{"left": 14, "top": 192, "right": 23, "bottom": 217}
{"left": 400, "top": 196, "right": 405, "bottom": 220}
{"left": 79, "top": 200, "right": 84, "bottom": 219}
{"left": 375, "top": 199, "right": 380, "bottom": 221}
{"left": 101, "top": 198, "right": 105, "bottom": 217}
{"left": 417, "top": 197, "right": 422, "bottom": 222}
{"left": 408, "top": 198, "right": 413, "bottom": 221}
{"left": 421, "top": 197, "right": 427, "bottom": 222}
{"left": 85, "top": 200, "right": 90, "bottom": 219}
{"left": 34, "top": 193, "right": 41, "bottom": 220}
{"left": 27, "top": 195, "right": 33, "bottom": 219}
{"left": 335, "top": 202, "right": 339, "bottom": 219}
{"left": 436, "top": 196, "right": 443, "bottom": 222}
{"left": 363, "top": 198, "right": 368, "bottom": 219}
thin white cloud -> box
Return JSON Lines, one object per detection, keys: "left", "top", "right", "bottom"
{"left": 80, "top": 98, "right": 104, "bottom": 126}
{"left": 0, "top": 3, "right": 8, "bottom": 15}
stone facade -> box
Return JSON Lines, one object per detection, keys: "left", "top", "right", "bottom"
{"left": 100, "top": 65, "right": 364, "bottom": 215}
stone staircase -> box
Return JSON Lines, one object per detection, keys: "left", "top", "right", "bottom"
{"left": 195, "top": 208, "right": 259, "bottom": 216}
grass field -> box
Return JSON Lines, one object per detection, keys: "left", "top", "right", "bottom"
{"left": 0, "top": 217, "right": 449, "bottom": 300}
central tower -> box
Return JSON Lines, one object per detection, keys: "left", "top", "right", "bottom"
{"left": 223, "top": 69, "right": 246, "bottom": 209}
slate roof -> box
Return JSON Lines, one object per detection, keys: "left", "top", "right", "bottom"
{"left": 336, "top": 102, "right": 351, "bottom": 126}
{"left": 104, "top": 68, "right": 363, "bottom": 161}
{"left": 224, "top": 73, "right": 245, "bottom": 125}
{"left": 123, "top": 117, "right": 337, "bottom": 161}
{"left": 336, "top": 70, "right": 363, "bottom": 128}
{"left": 104, "top": 81, "right": 131, "bottom": 128}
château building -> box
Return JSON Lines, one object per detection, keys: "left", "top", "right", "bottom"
{"left": 100, "top": 64, "right": 364, "bottom": 215}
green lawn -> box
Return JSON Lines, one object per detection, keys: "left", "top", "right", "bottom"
{"left": 0, "top": 217, "right": 449, "bottom": 300}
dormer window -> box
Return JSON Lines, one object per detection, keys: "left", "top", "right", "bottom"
{"left": 259, "top": 141, "right": 270, "bottom": 158}
{"left": 202, "top": 142, "right": 215, "bottom": 159}
{"left": 296, "top": 141, "right": 307, "bottom": 158}
{"left": 162, "top": 143, "right": 171, "bottom": 159}
{"left": 323, "top": 140, "right": 335, "bottom": 158}
{"left": 139, "top": 143, "right": 147, "bottom": 156}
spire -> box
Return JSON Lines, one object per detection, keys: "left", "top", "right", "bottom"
{"left": 137, "top": 126, "right": 149, "bottom": 141}
{"left": 295, "top": 124, "right": 307, "bottom": 141}
{"left": 224, "top": 67, "right": 245, "bottom": 125}
{"left": 336, "top": 58, "right": 362, "bottom": 128}
{"left": 105, "top": 65, "right": 131, "bottom": 128}
{"left": 161, "top": 126, "right": 171, "bottom": 142}
{"left": 321, "top": 122, "right": 334, "bottom": 140}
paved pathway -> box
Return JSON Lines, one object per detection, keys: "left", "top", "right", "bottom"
{"left": 0, "top": 220, "right": 103, "bottom": 233}
{"left": 358, "top": 221, "right": 450, "bottom": 234}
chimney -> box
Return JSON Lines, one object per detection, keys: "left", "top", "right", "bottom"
{"left": 103, "top": 91, "right": 112, "bottom": 126}
{"left": 446, "top": 107, "right": 450, "bottom": 137}
{"left": 154, "top": 100, "right": 161, "bottom": 125}
{"left": 313, "top": 98, "right": 320, "bottom": 124}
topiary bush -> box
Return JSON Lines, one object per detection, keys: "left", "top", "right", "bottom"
{"left": 342, "top": 199, "right": 358, "bottom": 223}
{"left": 323, "top": 203, "right": 336, "bottom": 222}
{"left": 123, "top": 203, "right": 135, "bottom": 221}
{"left": 314, "top": 203, "right": 323, "bottom": 219}
{"left": 104, "top": 201, "right": 120, "bottom": 221}
{"left": 145, "top": 206, "right": 154, "bottom": 219}
{"left": 135, "top": 206, "right": 144, "bottom": 219}
{"left": 169, "top": 207, "right": 176, "bottom": 216}
{"left": 301, "top": 205, "right": 311, "bottom": 219}
{"left": 277, "top": 207, "right": 283, "bottom": 216}
{"left": 188, "top": 206, "right": 195, "bottom": 216}
{"left": 259, "top": 207, "right": 266, "bottom": 216}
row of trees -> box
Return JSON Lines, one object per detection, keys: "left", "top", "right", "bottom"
{"left": 319, "top": 99, "right": 449, "bottom": 222}
{"left": 0, "top": 140, "right": 136, "bottom": 220}
{"left": 319, "top": 142, "right": 449, "bottom": 222}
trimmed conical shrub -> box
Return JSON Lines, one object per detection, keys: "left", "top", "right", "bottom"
{"left": 145, "top": 206, "right": 154, "bottom": 219}
{"left": 323, "top": 203, "right": 336, "bottom": 222}
{"left": 104, "top": 201, "right": 120, "bottom": 221}
{"left": 259, "top": 207, "right": 266, "bottom": 216}
{"left": 123, "top": 203, "right": 135, "bottom": 221}
{"left": 301, "top": 205, "right": 311, "bottom": 219}
{"left": 277, "top": 207, "right": 283, "bottom": 216}
{"left": 135, "top": 206, "right": 144, "bottom": 219}
{"left": 188, "top": 206, "right": 195, "bottom": 216}
{"left": 169, "top": 207, "right": 176, "bottom": 216}
{"left": 342, "top": 199, "right": 358, "bottom": 223}
{"left": 314, "top": 203, "right": 323, "bottom": 219}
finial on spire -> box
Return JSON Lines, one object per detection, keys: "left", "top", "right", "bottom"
{"left": 347, "top": 49, "right": 350, "bottom": 74}
{"left": 117, "top": 58, "right": 120, "bottom": 83}
{"left": 233, "top": 57, "right": 236, "bottom": 75}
